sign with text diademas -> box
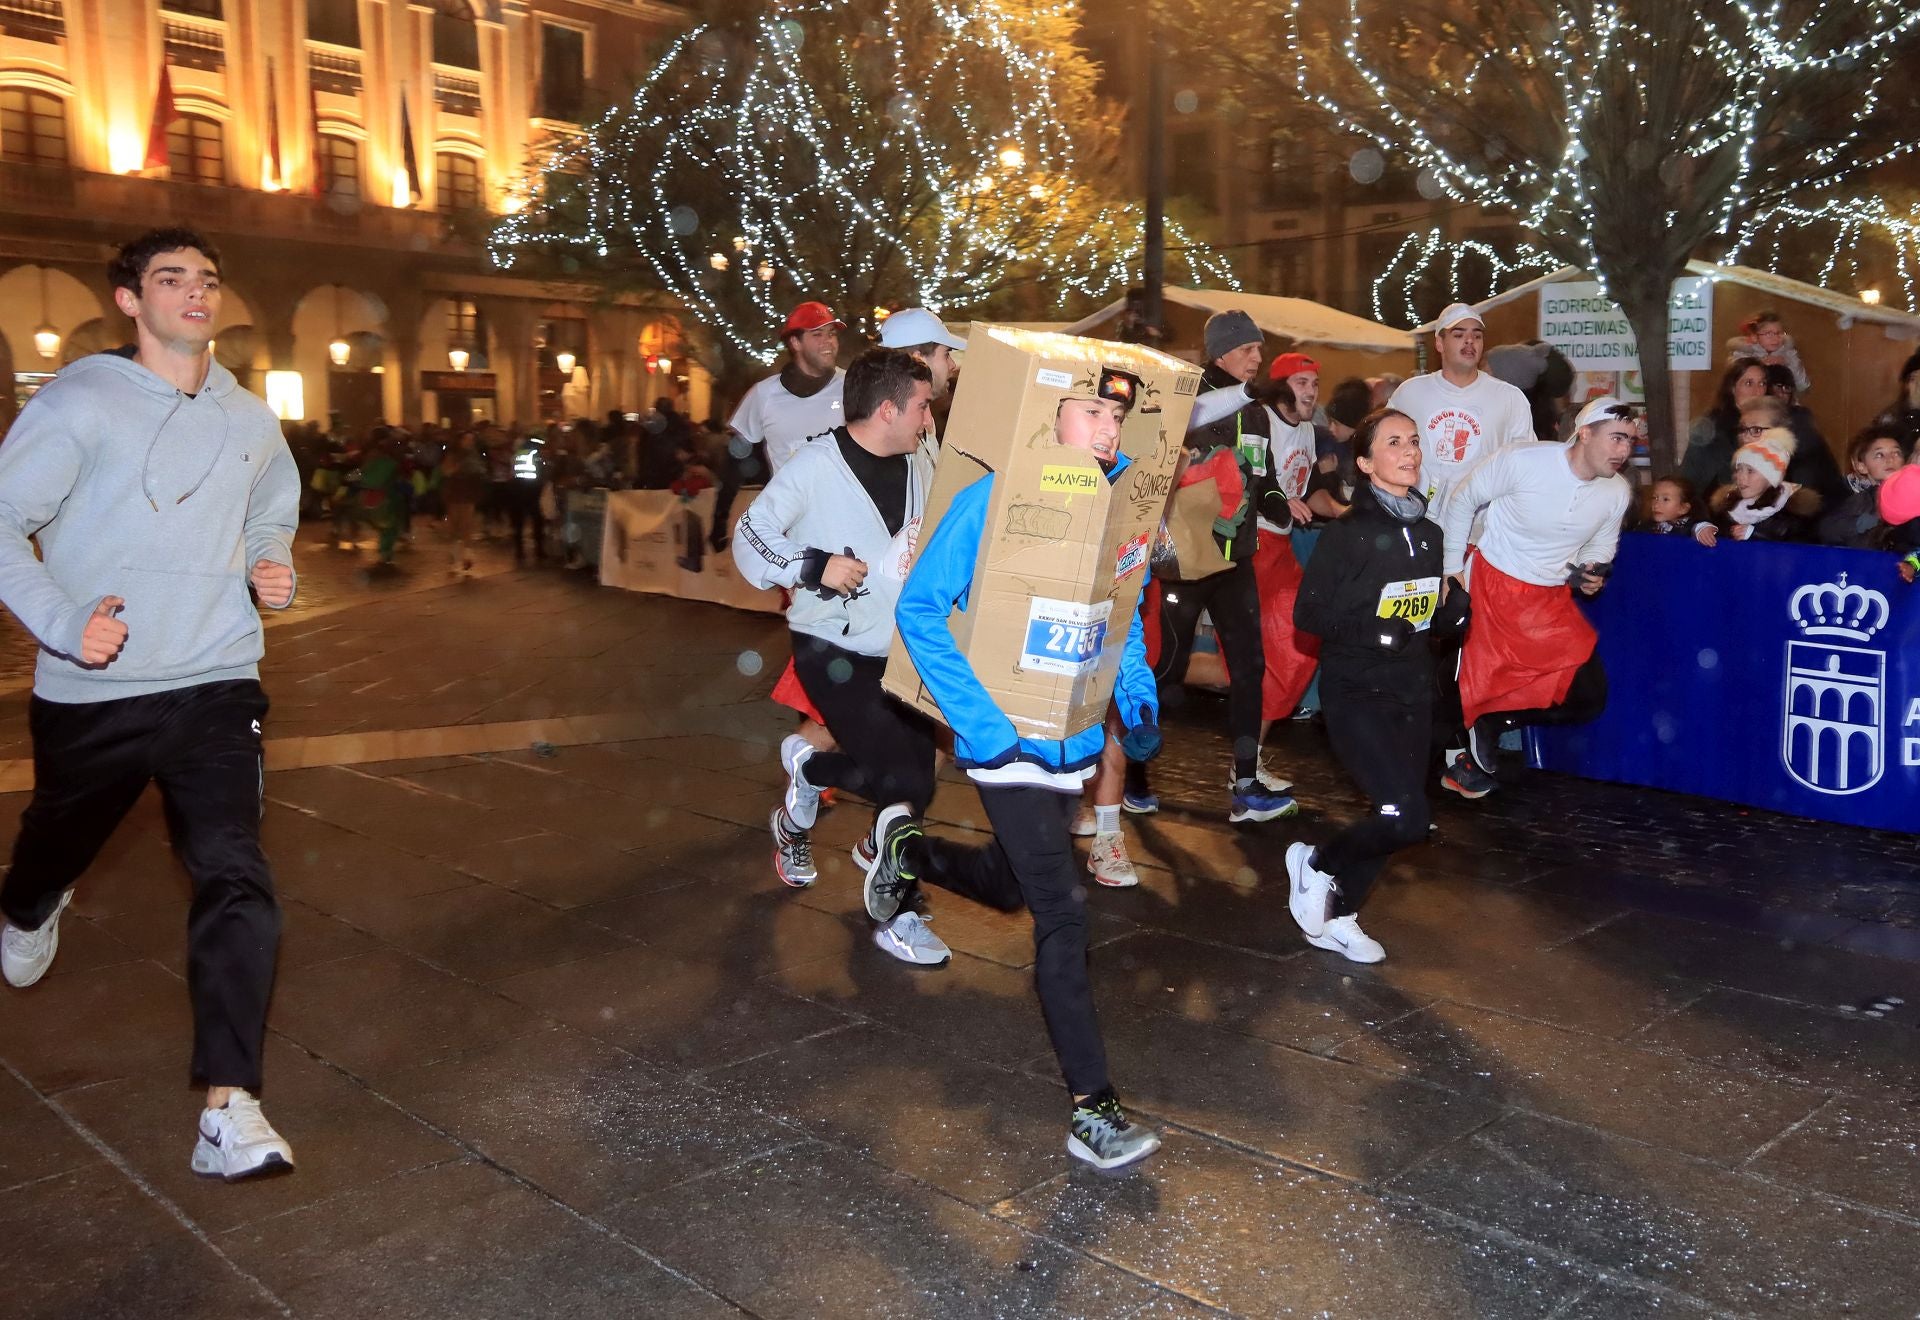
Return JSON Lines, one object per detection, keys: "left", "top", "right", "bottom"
{"left": 1537, "top": 278, "right": 1713, "bottom": 371}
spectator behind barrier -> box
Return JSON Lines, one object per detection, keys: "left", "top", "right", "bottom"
{"left": 1819, "top": 426, "right": 1906, "bottom": 548}
{"left": 1876, "top": 351, "right": 1920, "bottom": 455}
{"left": 1762, "top": 363, "right": 1846, "bottom": 503}
{"left": 1712, "top": 428, "right": 1820, "bottom": 543}
{"left": 1725, "top": 307, "right": 1811, "bottom": 395}
{"left": 1635, "top": 475, "right": 1716, "bottom": 547}
{"left": 1682, "top": 360, "right": 1770, "bottom": 493}
{"left": 1877, "top": 463, "right": 1920, "bottom": 582}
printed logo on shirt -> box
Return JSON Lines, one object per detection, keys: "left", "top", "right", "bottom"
{"left": 1280, "top": 450, "right": 1313, "bottom": 501}
{"left": 1039, "top": 464, "right": 1103, "bottom": 494}
{"left": 1426, "top": 409, "right": 1483, "bottom": 464}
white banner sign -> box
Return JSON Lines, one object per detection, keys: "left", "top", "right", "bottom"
{"left": 1538, "top": 277, "right": 1713, "bottom": 371}
{"left": 598, "top": 488, "right": 783, "bottom": 614}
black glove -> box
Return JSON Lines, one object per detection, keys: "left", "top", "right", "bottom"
{"left": 1121, "top": 719, "right": 1162, "bottom": 762}
{"left": 1373, "top": 615, "right": 1416, "bottom": 654}
{"left": 1431, "top": 588, "right": 1471, "bottom": 639}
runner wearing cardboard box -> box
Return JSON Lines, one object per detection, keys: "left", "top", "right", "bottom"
{"left": 894, "top": 363, "right": 1164, "bottom": 1172}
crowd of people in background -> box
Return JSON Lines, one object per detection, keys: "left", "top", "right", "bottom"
{"left": 279, "top": 396, "right": 735, "bottom": 570}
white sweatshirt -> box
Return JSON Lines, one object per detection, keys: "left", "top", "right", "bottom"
{"left": 729, "top": 369, "right": 847, "bottom": 475}
{"left": 1439, "top": 442, "right": 1631, "bottom": 585}
{"left": 1249, "top": 414, "right": 1317, "bottom": 534}
{"left": 1388, "top": 370, "right": 1535, "bottom": 514}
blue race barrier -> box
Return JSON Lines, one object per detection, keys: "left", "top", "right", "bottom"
{"left": 1526, "top": 533, "right": 1920, "bottom": 834}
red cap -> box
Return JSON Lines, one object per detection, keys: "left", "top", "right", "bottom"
{"left": 1268, "top": 352, "right": 1320, "bottom": 380}
{"left": 781, "top": 302, "right": 844, "bottom": 336}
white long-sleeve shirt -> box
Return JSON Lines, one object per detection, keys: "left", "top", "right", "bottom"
{"left": 1439, "top": 442, "right": 1631, "bottom": 585}
{"left": 1388, "top": 370, "right": 1535, "bottom": 514}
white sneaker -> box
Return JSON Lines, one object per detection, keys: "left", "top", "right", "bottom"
{"left": 873, "top": 911, "right": 951, "bottom": 967}
{"left": 2, "top": 889, "right": 73, "bottom": 988}
{"left": 852, "top": 832, "right": 877, "bottom": 873}
{"left": 1306, "top": 914, "right": 1385, "bottom": 964}
{"left": 780, "top": 734, "right": 823, "bottom": 830}
{"left": 1285, "top": 841, "right": 1333, "bottom": 938}
{"left": 1226, "top": 757, "right": 1294, "bottom": 795}
{"left": 190, "top": 1091, "right": 295, "bottom": 1181}
{"left": 1087, "top": 832, "right": 1139, "bottom": 887}
{"left": 1069, "top": 805, "right": 1098, "bottom": 837}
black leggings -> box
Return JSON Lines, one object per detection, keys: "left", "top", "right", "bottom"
{"left": 1317, "top": 687, "right": 1431, "bottom": 917}
{"left": 789, "top": 631, "right": 937, "bottom": 817}
{"left": 1, "top": 680, "right": 280, "bottom": 1091}
{"left": 1483, "top": 652, "right": 1609, "bottom": 732}
{"left": 1152, "top": 560, "right": 1264, "bottom": 779}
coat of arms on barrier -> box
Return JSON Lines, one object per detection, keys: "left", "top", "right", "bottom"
{"left": 1782, "top": 573, "right": 1890, "bottom": 796}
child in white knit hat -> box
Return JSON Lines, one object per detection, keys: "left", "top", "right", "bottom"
{"left": 1712, "top": 427, "right": 1820, "bottom": 542}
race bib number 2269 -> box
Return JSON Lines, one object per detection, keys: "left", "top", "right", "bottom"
{"left": 1376, "top": 577, "right": 1440, "bottom": 632}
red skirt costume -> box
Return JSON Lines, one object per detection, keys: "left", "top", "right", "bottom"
{"left": 770, "top": 585, "right": 827, "bottom": 724}
{"left": 1457, "top": 550, "right": 1597, "bottom": 728}
{"left": 1250, "top": 528, "right": 1320, "bottom": 720}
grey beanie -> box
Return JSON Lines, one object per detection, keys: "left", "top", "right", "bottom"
{"left": 1203, "top": 310, "right": 1263, "bottom": 362}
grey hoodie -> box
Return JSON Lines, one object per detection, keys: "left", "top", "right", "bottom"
{"left": 0, "top": 351, "right": 300, "bottom": 703}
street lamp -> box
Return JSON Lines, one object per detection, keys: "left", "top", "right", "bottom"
{"left": 33, "top": 268, "right": 58, "bottom": 360}
{"left": 1861, "top": 288, "right": 1884, "bottom": 306}
{"left": 555, "top": 349, "right": 577, "bottom": 376}
{"left": 709, "top": 252, "right": 729, "bottom": 271}
{"left": 655, "top": 356, "right": 672, "bottom": 374}
{"left": 998, "top": 144, "right": 1025, "bottom": 171}
{"left": 756, "top": 260, "right": 776, "bottom": 282}
{"left": 448, "top": 346, "right": 470, "bottom": 371}
{"left": 328, "top": 337, "right": 351, "bottom": 367}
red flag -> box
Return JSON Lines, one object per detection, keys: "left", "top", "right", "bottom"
{"left": 265, "top": 57, "right": 284, "bottom": 188}
{"left": 398, "top": 86, "right": 422, "bottom": 201}
{"left": 143, "top": 63, "right": 176, "bottom": 172}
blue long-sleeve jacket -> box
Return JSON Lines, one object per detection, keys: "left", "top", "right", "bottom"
{"left": 895, "top": 462, "right": 1158, "bottom": 775}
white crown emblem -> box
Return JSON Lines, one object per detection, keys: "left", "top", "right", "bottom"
{"left": 1789, "top": 573, "right": 1889, "bottom": 642}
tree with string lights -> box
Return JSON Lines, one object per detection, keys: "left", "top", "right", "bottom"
{"left": 490, "top": 0, "right": 1233, "bottom": 395}
{"left": 1156, "top": 0, "right": 1920, "bottom": 459}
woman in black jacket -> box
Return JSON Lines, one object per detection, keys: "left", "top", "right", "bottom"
{"left": 1285, "top": 409, "right": 1469, "bottom": 963}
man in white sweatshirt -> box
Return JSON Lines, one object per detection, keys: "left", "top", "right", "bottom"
{"left": 1389, "top": 304, "right": 1536, "bottom": 513}
{"left": 1437, "top": 396, "right": 1635, "bottom": 795}
{"left": 732, "top": 349, "right": 951, "bottom": 966}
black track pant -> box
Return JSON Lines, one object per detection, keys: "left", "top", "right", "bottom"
{"left": 922, "top": 784, "right": 1109, "bottom": 1099}
{"left": 790, "top": 632, "right": 937, "bottom": 818}
{"left": 1480, "top": 652, "right": 1609, "bottom": 732}
{"left": 1317, "top": 686, "right": 1432, "bottom": 917}
{"left": 1152, "top": 560, "right": 1264, "bottom": 779}
{"left": 0, "top": 680, "right": 280, "bottom": 1091}
{"left": 509, "top": 484, "right": 547, "bottom": 559}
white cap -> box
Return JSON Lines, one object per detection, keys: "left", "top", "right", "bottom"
{"left": 1573, "top": 395, "right": 1635, "bottom": 430}
{"left": 879, "top": 308, "right": 966, "bottom": 352}
{"left": 1434, "top": 302, "right": 1485, "bottom": 333}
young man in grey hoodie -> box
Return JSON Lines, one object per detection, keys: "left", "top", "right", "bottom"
{"left": 0, "top": 228, "right": 301, "bottom": 1180}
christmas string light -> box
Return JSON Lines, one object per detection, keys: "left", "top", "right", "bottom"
{"left": 490, "top": 0, "right": 1235, "bottom": 369}
{"left": 1729, "top": 196, "right": 1920, "bottom": 313}
{"left": 1370, "top": 228, "right": 1560, "bottom": 325}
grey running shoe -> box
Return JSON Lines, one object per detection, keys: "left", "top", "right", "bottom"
{"left": 863, "top": 804, "right": 921, "bottom": 923}
{"left": 1068, "top": 1089, "right": 1161, "bottom": 1172}
{"left": 873, "top": 911, "right": 951, "bottom": 967}
{"left": 770, "top": 807, "right": 817, "bottom": 888}
{"left": 780, "top": 734, "right": 823, "bottom": 830}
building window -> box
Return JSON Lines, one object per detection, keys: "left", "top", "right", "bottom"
{"left": 306, "top": 0, "right": 358, "bottom": 48}
{"left": 0, "top": 88, "right": 70, "bottom": 166}
{"left": 160, "top": 0, "right": 221, "bottom": 16}
{"left": 433, "top": 10, "right": 480, "bottom": 70}
{"left": 0, "top": 0, "right": 66, "bottom": 44}
{"left": 435, "top": 150, "right": 479, "bottom": 212}
{"left": 167, "top": 113, "right": 226, "bottom": 185}
{"left": 447, "top": 298, "right": 478, "bottom": 344}
{"left": 318, "top": 132, "right": 359, "bottom": 200}
{"left": 537, "top": 23, "right": 586, "bottom": 122}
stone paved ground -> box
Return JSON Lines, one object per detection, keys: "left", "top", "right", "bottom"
{"left": 2, "top": 531, "right": 1919, "bottom": 1319}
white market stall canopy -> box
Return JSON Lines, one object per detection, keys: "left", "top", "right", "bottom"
{"left": 1414, "top": 262, "right": 1920, "bottom": 339}
{"left": 1063, "top": 287, "right": 1416, "bottom": 355}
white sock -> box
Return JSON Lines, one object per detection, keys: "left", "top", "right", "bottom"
{"left": 1094, "top": 804, "right": 1121, "bottom": 835}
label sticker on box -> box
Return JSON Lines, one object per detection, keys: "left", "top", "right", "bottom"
{"left": 1035, "top": 367, "right": 1073, "bottom": 388}
{"left": 1115, "top": 532, "right": 1149, "bottom": 580}
{"left": 1020, "top": 597, "right": 1113, "bottom": 676}
{"left": 1038, "top": 464, "right": 1102, "bottom": 494}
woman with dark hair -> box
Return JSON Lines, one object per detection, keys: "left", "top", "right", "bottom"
{"left": 1681, "top": 360, "right": 1769, "bottom": 493}
{"left": 1286, "top": 408, "right": 1469, "bottom": 963}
